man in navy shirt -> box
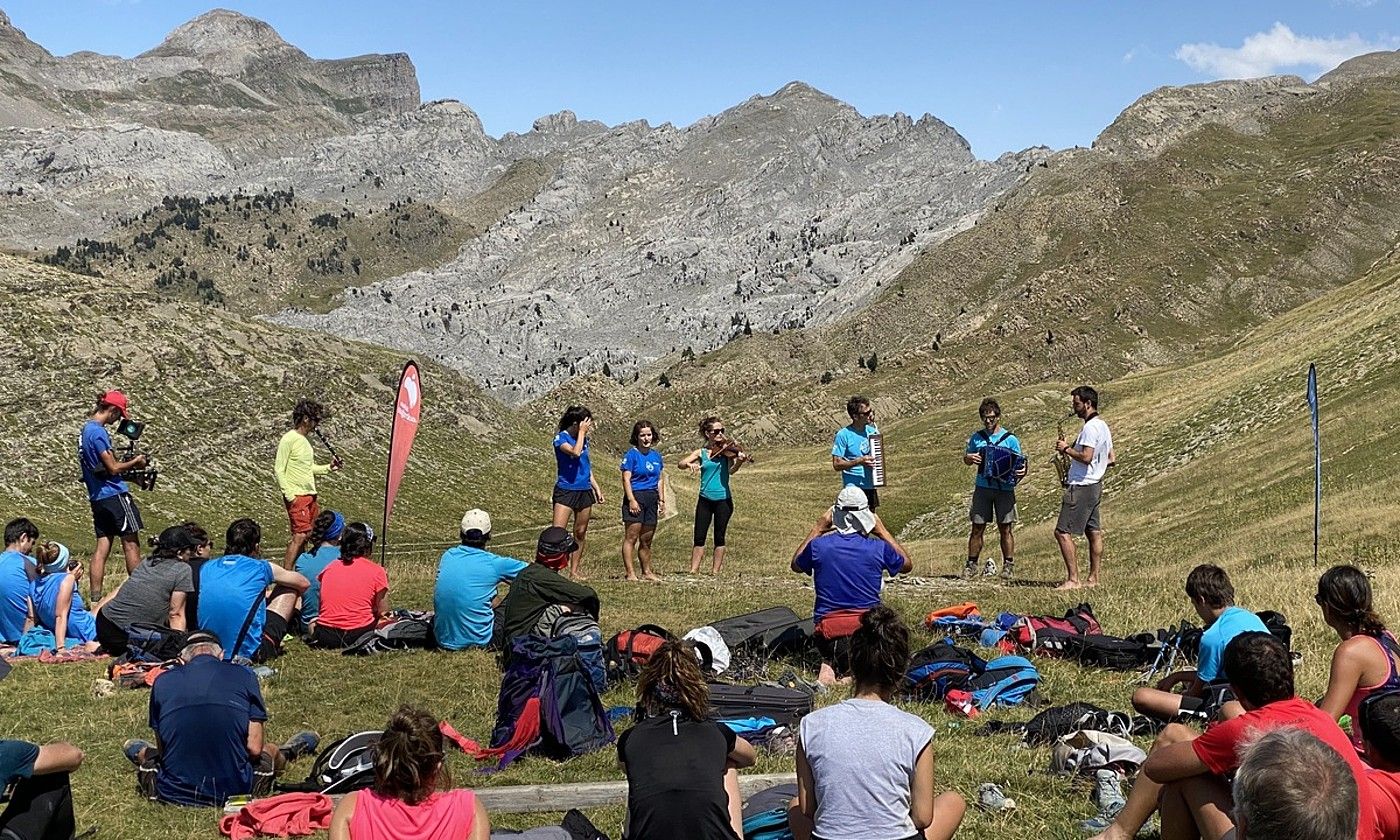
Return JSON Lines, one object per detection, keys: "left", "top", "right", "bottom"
{"left": 124, "top": 631, "right": 317, "bottom": 807}
{"left": 0, "top": 735, "right": 83, "bottom": 840}
{"left": 792, "top": 486, "right": 912, "bottom": 685}
{"left": 79, "top": 390, "right": 148, "bottom": 602}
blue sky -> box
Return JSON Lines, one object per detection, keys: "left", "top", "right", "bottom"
{"left": 4, "top": 1, "right": 1397, "bottom": 157}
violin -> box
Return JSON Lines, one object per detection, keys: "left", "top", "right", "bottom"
{"left": 708, "top": 433, "right": 756, "bottom": 464}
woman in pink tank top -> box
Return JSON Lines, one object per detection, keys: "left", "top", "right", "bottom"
{"left": 1315, "top": 565, "right": 1400, "bottom": 756}
{"left": 329, "top": 706, "right": 490, "bottom": 840}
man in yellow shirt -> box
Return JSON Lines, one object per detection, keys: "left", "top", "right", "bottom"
{"left": 274, "top": 400, "right": 341, "bottom": 568}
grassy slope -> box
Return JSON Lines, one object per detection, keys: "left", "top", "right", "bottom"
{"left": 3, "top": 246, "right": 1400, "bottom": 838}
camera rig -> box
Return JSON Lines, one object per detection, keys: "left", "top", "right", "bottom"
{"left": 114, "top": 418, "right": 159, "bottom": 491}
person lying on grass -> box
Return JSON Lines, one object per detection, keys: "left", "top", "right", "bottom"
{"left": 1131, "top": 564, "right": 1266, "bottom": 722}
{"left": 1087, "top": 631, "right": 1377, "bottom": 840}
{"left": 790, "top": 605, "right": 965, "bottom": 840}
{"left": 330, "top": 705, "right": 490, "bottom": 840}
{"left": 618, "top": 639, "right": 756, "bottom": 840}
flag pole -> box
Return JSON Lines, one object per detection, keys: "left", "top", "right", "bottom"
{"left": 1308, "top": 363, "right": 1320, "bottom": 566}
{"left": 383, "top": 360, "right": 422, "bottom": 566}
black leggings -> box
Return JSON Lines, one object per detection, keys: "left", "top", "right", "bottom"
{"left": 693, "top": 497, "right": 734, "bottom": 548}
{"left": 0, "top": 772, "right": 75, "bottom": 840}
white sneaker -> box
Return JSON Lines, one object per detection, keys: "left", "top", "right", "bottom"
{"left": 982, "top": 559, "right": 997, "bottom": 577}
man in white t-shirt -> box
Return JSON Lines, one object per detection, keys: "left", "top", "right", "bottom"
{"left": 1053, "top": 385, "right": 1114, "bottom": 590}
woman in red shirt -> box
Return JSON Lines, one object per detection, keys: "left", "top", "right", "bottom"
{"left": 311, "top": 523, "right": 388, "bottom": 649}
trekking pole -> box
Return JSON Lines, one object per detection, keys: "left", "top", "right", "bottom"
{"left": 1140, "top": 635, "right": 1169, "bottom": 685}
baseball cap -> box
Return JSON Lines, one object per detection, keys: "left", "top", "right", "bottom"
{"left": 183, "top": 630, "right": 222, "bottom": 648}
{"left": 157, "top": 525, "right": 200, "bottom": 554}
{"left": 832, "top": 486, "right": 877, "bottom": 536}
{"left": 101, "top": 390, "right": 129, "bottom": 418}
{"left": 460, "top": 509, "right": 492, "bottom": 537}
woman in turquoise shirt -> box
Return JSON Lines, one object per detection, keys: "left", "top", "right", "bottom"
{"left": 678, "top": 416, "right": 750, "bottom": 575}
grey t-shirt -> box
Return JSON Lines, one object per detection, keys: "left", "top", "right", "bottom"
{"left": 98, "top": 557, "right": 194, "bottom": 629}
{"left": 799, "top": 698, "right": 934, "bottom": 840}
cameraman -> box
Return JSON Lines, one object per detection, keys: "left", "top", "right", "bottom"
{"left": 80, "top": 390, "right": 147, "bottom": 602}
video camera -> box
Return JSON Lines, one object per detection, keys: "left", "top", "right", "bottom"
{"left": 114, "top": 418, "right": 159, "bottom": 491}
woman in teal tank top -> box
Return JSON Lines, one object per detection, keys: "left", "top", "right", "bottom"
{"left": 678, "top": 416, "right": 750, "bottom": 574}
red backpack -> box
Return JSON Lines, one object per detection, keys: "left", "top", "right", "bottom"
{"left": 1013, "top": 603, "right": 1102, "bottom": 654}
{"left": 604, "top": 624, "right": 672, "bottom": 682}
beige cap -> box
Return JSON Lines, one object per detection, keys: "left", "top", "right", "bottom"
{"left": 460, "top": 508, "right": 491, "bottom": 536}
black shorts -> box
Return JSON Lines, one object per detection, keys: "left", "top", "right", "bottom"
{"left": 254, "top": 611, "right": 289, "bottom": 664}
{"left": 622, "top": 488, "right": 660, "bottom": 525}
{"left": 1179, "top": 684, "right": 1236, "bottom": 721}
{"left": 815, "top": 635, "right": 854, "bottom": 678}
{"left": 552, "top": 486, "right": 596, "bottom": 512}
{"left": 95, "top": 609, "right": 129, "bottom": 655}
{"left": 861, "top": 488, "right": 880, "bottom": 510}
{"left": 91, "top": 493, "right": 143, "bottom": 538}
{"left": 309, "top": 622, "right": 374, "bottom": 649}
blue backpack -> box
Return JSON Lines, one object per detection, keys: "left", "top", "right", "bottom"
{"left": 967, "top": 655, "right": 1041, "bottom": 709}
{"left": 905, "top": 639, "right": 987, "bottom": 700}
{"left": 743, "top": 808, "right": 794, "bottom": 840}
{"left": 549, "top": 612, "right": 607, "bottom": 695}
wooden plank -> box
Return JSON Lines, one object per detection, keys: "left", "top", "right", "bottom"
{"left": 472, "top": 772, "right": 797, "bottom": 814}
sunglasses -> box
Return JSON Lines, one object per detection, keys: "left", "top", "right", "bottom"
{"left": 710, "top": 428, "right": 726, "bottom": 434}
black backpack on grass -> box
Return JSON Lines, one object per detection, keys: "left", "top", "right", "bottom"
{"left": 1062, "top": 633, "right": 1153, "bottom": 670}
{"left": 905, "top": 640, "right": 986, "bottom": 700}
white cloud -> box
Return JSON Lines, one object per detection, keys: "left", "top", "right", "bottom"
{"left": 1122, "top": 49, "right": 1137, "bottom": 63}
{"left": 1175, "top": 22, "right": 1398, "bottom": 79}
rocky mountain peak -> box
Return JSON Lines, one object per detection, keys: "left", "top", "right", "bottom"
{"left": 1318, "top": 50, "right": 1400, "bottom": 84}
{"left": 141, "top": 8, "right": 303, "bottom": 74}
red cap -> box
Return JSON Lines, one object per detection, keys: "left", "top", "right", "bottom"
{"left": 100, "top": 390, "right": 129, "bottom": 418}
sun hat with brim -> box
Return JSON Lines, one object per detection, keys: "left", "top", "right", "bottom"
{"left": 831, "top": 485, "right": 877, "bottom": 536}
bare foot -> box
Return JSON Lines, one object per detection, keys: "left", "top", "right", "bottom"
{"left": 1085, "top": 578, "right": 1099, "bottom": 588}
{"left": 624, "top": 575, "right": 640, "bottom": 582}
{"left": 688, "top": 566, "right": 701, "bottom": 575}
{"left": 1054, "top": 579, "right": 1082, "bottom": 591}
{"left": 571, "top": 571, "right": 589, "bottom": 581}
{"left": 643, "top": 573, "right": 663, "bottom": 582}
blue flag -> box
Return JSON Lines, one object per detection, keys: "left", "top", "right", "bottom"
{"left": 1308, "top": 364, "right": 1320, "bottom": 565}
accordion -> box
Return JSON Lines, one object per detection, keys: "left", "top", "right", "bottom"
{"left": 869, "top": 433, "right": 886, "bottom": 488}
{"left": 981, "top": 444, "right": 1026, "bottom": 486}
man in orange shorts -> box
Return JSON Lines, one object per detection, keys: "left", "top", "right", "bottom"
{"left": 274, "top": 400, "right": 341, "bottom": 568}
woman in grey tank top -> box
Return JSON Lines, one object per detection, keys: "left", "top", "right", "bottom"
{"left": 793, "top": 606, "right": 965, "bottom": 840}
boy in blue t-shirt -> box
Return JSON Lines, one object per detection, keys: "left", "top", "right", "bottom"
{"left": 961, "top": 398, "right": 1026, "bottom": 580}
{"left": 831, "top": 396, "right": 880, "bottom": 508}
{"left": 1131, "top": 564, "right": 1268, "bottom": 721}
{"left": 0, "top": 518, "right": 39, "bottom": 644}
{"left": 433, "top": 509, "right": 528, "bottom": 650}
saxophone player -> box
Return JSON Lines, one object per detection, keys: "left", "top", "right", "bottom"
{"left": 1053, "top": 386, "right": 1113, "bottom": 590}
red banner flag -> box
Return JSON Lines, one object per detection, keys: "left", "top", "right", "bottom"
{"left": 382, "top": 361, "right": 421, "bottom": 563}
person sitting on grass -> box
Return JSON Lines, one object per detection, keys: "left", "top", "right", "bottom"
{"left": 1131, "top": 563, "right": 1266, "bottom": 722}
{"left": 497, "top": 527, "right": 599, "bottom": 652}
{"left": 29, "top": 542, "right": 100, "bottom": 653}
{"left": 329, "top": 705, "right": 490, "bottom": 840}
{"left": 0, "top": 517, "right": 39, "bottom": 645}
{"left": 1086, "top": 632, "right": 1375, "bottom": 840}
{"left": 93, "top": 525, "right": 197, "bottom": 655}
{"left": 791, "top": 605, "right": 965, "bottom": 840}
{"left": 433, "top": 509, "right": 527, "bottom": 651}
{"left": 1232, "top": 726, "right": 1359, "bottom": 840}
{"left": 293, "top": 510, "right": 344, "bottom": 634}
{"left": 791, "top": 487, "right": 912, "bottom": 686}
{"left": 1314, "top": 564, "right": 1400, "bottom": 757}
{"left": 619, "top": 640, "right": 757, "bottom": 840}
{"left": 1357, "top": 691, "right": 1400, "bottom": 837}
{"left": 195, "top": 519, "right": 309, "bottom": 663}
{"left": 0, "top": 736, "right": 84, "bottom": 840}
{"left": 310, "top": 523, "right": 388, "bottom": 649}
{"left": 124, "top": 630, "right": 319, "bottom": 807}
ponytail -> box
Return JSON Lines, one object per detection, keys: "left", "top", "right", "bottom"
{"left": 1318, "top": 565, "right": 1388, "bottom": 637}
{"left": 637, "top": 640, "right": 710, "bottom": 721}
{"left": 339, "top": 522, "right": 374, "bottom": 564}
{"left": 307, "top": 511, "right": 337, "bottom": 551}
{"left": 372, "top": 705, "right": 448, "bottom": 805}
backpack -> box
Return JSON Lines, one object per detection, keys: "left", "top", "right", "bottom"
{"left": 1257, "top": 610, "right": 1292, "bottom": 651}
{"left": 708, "top": 683, "right": 813, "bottom": 726}
{"left": 604, "top": 624, "right": 672, "bottom": 682}
{"left": 275, "top": 730, "right": 380, "bottom": 794}
{"left": 1061, "top": 633, "right": 1153, "bottom": 670}
{"left": 982, "top": 702, "right": 1134, "bottom": 745}
{"left": 485, "top": 634, "right": 614, "bottom": 768}
{"left": 967, "top": 656, "right": 1041, "bottom": 709}
{"left": 905, "top": 640, "right": 987, "bottom": 700}
{"left": 742, "top": 807, "right": 795, "bottom": 840}
{"left": 123, "top": 623, "right": 190, "bottom": 663}
{"left": 550, "top": 612, "right": 606, "bottom": 694}
{"left": 1014, "top": 603, "right": 1102, "bottom": 653}
{"left": 708, "top": 607, "right": 813, "bottom": 675}
{"left": 341, "top": 610, "right": 435, "bottom": 656}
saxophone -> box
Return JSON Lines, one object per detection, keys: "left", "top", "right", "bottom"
{"left": 1053, "top": 411, "right": 1075, "bottom": 486}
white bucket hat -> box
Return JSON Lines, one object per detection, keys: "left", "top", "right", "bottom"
{"left": 832, "top": 486, "right": 877, "bottom": 536}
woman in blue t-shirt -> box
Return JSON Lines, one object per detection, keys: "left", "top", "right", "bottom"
{"left": 30, "top": 542, "right": 100, "bottom": 653}
{"left": 678, "top": 416, "right": 749, "bottom": 575}
{"left": 620, "top": 420, "right": 665, "bottom": 582}
{"left": 552, "top": 405, "right": 605, "bottom": 580}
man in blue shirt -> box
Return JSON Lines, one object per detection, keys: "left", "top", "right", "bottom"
{"left": 962, "top": 398, "right": 1026, "bottom": 580}
{"left": 792, "top": 486, "right": 912, "bottom": 685}
{"left": 0, "top": 735, "right": 84, "bottom": 840}
{"left": 123, "top": 631, "right": 317, "bottom": 807}
{"left": 433, "top": 509, "right": 528, "bottom": 650}
{"left": 1131, "top": 564, "right": 1268, "bottom": 722}
{"left": 79, "top": 390, "right": 149, "bottom": 602}
{"left": 0, "top": 518, "right": 38, "bottom": 644}
{"left": 196, "top": 519, "right": 308, "bottom": 663}
{"left": 831, "top": 395, "right": 881, "bottom": 508}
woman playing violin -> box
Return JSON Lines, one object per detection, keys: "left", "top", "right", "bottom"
{"left": 678, "top": 416, "right": 750, "bottom": 575}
